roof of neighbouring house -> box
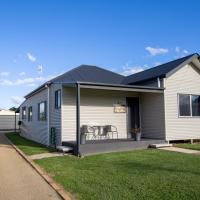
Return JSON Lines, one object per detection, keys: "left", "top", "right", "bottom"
{"left": 0, "top": 109, "right": 16, "bottom": 116}
{"left": 122, "top": 53, "right": 199, "bottom": 84}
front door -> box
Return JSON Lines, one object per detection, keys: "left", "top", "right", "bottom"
{"left": 126, "top": 97, "right": 140, "bottom": 138}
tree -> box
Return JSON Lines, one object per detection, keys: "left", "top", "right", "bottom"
{"left": 9, "top": 107, "right": 18, "bottom": 112}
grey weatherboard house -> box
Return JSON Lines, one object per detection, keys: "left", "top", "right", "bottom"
{"left": 19, "top": 53, "right": 200, "bottom": 155}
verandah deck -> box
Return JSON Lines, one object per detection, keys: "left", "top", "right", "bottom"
{"left": 62, "top": 138, "right": 165, "bottom": 155}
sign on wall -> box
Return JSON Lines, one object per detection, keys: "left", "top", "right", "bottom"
{"left": 114, "top": 104, "right": 126, "bottom": 113}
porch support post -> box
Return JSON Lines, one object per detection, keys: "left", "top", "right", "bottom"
{"left": 14, "top": 111, "right": 17, "bottom": 133}
{"left": 76, "top": 83, "right": 81, "bottom": 156}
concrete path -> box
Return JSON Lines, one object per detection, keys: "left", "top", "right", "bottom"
{"left": 160, "top": 146, "right": 200, "bottom": 154}
{"left": 29, "top": 152, "right": 64, "bottom": 160}
{"left": 0, "top": 133, "right": 62, "bottom": 200}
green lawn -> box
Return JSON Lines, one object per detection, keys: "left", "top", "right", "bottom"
{"left": 6, "top": 133, "right": 55, "bottom": 155}
{"left": 175, "top": 143, "right": 200, "bottom": 151}
{"left": 35, "top": 149, "right": 200, "bottom": 200}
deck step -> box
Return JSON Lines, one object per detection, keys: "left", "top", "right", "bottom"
{"left": 149, "top": 143, "right": 173, "bottom": 148}
{"left": 56, "top": 146, "right": 73, "bottom": 152}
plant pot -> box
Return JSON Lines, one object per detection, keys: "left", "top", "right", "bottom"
{"left": 135, "top": 132, "right": 142, "bottom": 141}
{"left": 80, "top": 134, "right": 86, "bottom": 144}
{"left": 127, "top": 132, "right": 135, "bottom": 139}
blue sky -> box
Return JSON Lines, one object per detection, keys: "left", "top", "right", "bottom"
{"left": 0, "top": 0, "right": 200, "bottom": 108}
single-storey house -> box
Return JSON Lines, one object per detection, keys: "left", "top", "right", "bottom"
{"left": 19, "top": 53, "right": 200, "bottom": 155}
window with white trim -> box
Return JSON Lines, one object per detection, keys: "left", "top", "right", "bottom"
{"left": 55, "top": 89, "right": 61, "bottom": 109}
{"left": 38, "top": 101, "right": 47, "bottom": 121}
{"left": 28, "top": 106, "right": 33, "bottom": 122}
{"left": 192, "top": 95, "right": 200, "bottom": 116}
{"left": 179, "top": 94, "right": 200, "bottom": 117}
{"left": 22, "top": 107, "right": 26, "bottom": 120}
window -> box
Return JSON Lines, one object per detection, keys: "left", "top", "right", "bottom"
{"left": 38, "top": 101, "right": 47, "bottom": 121}
{"left": 192, "top": 95, "right": 200, "bottom": 116}
{"left": 179, "top": 94, "right": 191, "bottom": 116}
{"left": 55, "top": 89, "right": 61, "bottom": 109}
{"left": 179, "top": 94, "right": 200, "bottom": 117}
{"left": 22, "top": 107, "right": 26, "bottom": 120}
{"left": 28, "top": 106, "right": 33, "bottom": 121}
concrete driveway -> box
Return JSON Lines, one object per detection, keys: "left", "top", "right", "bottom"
{"left": 0, "top": 133, "right": 62, "bottom": 200}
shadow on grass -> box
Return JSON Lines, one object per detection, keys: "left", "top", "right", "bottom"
{"left": 6, "top": 132, "right": 55, "bottom": 155}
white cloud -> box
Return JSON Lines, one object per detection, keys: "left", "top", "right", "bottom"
{"left": 11, "top": 96, "right": 24, "bottom": 105}
{"left": 37, "top": 65, "right": 43, "bottom": 74}
{"left": 154, "top": 62, "right": 162, "bottom": 66}
{"left": 27, "top": 83, "right": 37, "bottom": 87}
{"left": 122, "top": 63, "right": 146, "bottom": 76}
{"left": 145, "top": 47, "right": 169, "bottom": 56}
{"left": 175, "top": 46, "right": 180, "bottom": 53}
{"left": 19, "top": 72, "right": 26, "bottom": 76}
{"left": 27, "top": 52, "right": 36, "bottom": 62}
{"left": 0, "top": 75, "right": 53, "bottom": 87}
{"left": 174, "top": 47, "right": 189, "bottom": 56}
{"left": 0, "top": 72, "right": 9, "bottom": 76}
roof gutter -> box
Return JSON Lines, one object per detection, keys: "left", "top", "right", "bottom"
{"left": 24, "top": 81, "right": 52, "bottom": 99}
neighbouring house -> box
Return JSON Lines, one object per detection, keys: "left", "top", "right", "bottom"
{"left": 0, "top": 109, "right": 19, "bottom": 131}
{"left": 19, "top": 53, "right": 200, "bottom": 155}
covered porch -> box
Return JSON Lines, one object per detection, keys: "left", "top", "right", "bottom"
{"left": 63, "top": 138, "right": 165, "bottom": 155}
{"left": 61, "top": 82, "right": 165, "bottom": 156}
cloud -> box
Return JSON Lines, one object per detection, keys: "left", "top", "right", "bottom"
{"left": 19, "top": 72, "right": 26, "bottom": 76}
{"left": 175, "top": 46, "right": 180, "bottom": 53}
{"left": 174, "top": 47, "right": 189, "bottom": 58}
{"left": 11, "top": 96, "right": 24, "bottom": 105}
{"left": 0, "top": 75, "right": 53, "bottom": 87}
{"left": 37, "top": 65, "right": 43, "bottom": 74}
{"left": 27, "top": 52, "right": 36, "bottom": 62}
{"left": 145, "top": 47, "right": 169, "bottom": 56}
{"left": 0, "top": 72, "right": 9, "bottom": 76}
{"left": 122, "top": 63, "right": 147, "bottom": 76}
{"left": 154, "top": 62, "right": 162, "bottom": 66}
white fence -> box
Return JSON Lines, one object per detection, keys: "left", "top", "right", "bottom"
{"left": 0, "top": 115, "right": 19, "bottom": 131}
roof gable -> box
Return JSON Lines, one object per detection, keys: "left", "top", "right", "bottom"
{"left": 122, "top": 54, "right": 199, "bottom": 84}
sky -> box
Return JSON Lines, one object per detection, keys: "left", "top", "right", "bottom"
{"left": 0, "top": 0, "right": 200, "bottom": 108}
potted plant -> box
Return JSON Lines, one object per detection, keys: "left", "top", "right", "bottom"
{"left": 131, "top": 127, "right": 141, "bottom": 141}
{"left": 80, "top": 132, "right": 87, "bottom": 144}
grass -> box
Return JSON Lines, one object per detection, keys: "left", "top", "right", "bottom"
{"left": 175, "top": 143, "right": 200, "bottom": 151}
{"left": 35, "top": 149, "right": 200, "bottom": 200}
{"left": 6, "top": 132, "right": 55, "bottom": 155}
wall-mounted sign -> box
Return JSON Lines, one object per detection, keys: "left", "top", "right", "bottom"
{"left": 114, "top": 104, "right": 126, "bottom": 113}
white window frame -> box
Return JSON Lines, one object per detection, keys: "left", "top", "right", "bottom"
{"left": 55, "top": 89, "right": 61, "bottom": 109}
{"left": 178, "top": 93, "right": 200, "bottom": 118}
{"left": 22, "top": 107, "right": 26, "bottom": 120}
{"left": 38, "top": 101, "right": 47, "bottom": 121}
{"left": 28, "top": 106, "right": 33, "bottom": 122}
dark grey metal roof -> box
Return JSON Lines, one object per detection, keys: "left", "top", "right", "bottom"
{"left": 52, "top": 65, "right": 124, "bottom": 84}
{"left": 25, "top": 65, "right": 124, "bottom": 98}
{"left": 122, "top": 53, "right": 199, "bottom": 84}
{"left": 24, "top": 53, "right": 199, "bottom": 99}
